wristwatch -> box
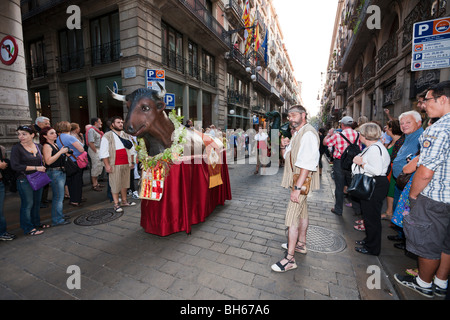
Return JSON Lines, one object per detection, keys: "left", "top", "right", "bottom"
{"left": 294, "top": 185, "right": 302, "bottom": 191}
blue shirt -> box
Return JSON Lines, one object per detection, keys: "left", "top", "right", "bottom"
{"left": 418, "top": 112, "right": 450, "bottom": 203}
{"left": 56, "top": 133, "right": 82, "bottom": 162}
{"left": 392, "top": 127, "right": 424, "bottom": 178}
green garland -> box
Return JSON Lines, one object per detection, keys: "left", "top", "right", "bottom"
{"left": 135, "top": 110, "right": 187, "bottom": 174}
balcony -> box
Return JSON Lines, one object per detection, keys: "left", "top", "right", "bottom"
{"left": 161, "top": 46, "right": 185, "bottom": 74}
{"left": 270, "top": 86, "right": 283, "bottom": 106}
{"left": 225, "top": 0, "right": 244, "bottom": 28}
{"left": 27, "top": 62, "right": 47, "bottom": 80}
{"left": 179, "top": 0, "right": 230, "bottom": 47}
{"left": 59, "top": 49, "right": 85, "bottom": 73}
{"left": 376, "top": 35, "right": 398, "bottom": 72}
{"left": 201, "top": 68, "right": 217, "bottom": 87}
{"left": 362, "top": 60, "right": 375, "bottom": 85}
{"left": 161, "top": 46, "right": 216, "bottom": 86}
{"left": 227, "top": 89, "right": 250, "bottom": 106}
{"left": 91, "top": 40, "right": 121, "bottom": 66}
{"left": 255, "top": 73, "right": 271, "bottom": 95}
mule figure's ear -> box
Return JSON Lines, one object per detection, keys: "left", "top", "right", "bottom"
{"left": 155, "top": 100, "right": 166, "bottom": 111}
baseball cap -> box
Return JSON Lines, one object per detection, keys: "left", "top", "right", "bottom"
{"left": 339, "top": 116, "right": 353, "bottom": 125}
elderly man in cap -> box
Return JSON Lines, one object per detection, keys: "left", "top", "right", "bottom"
{"left": 324, "top": 116, "right": 362, "bottom": 216}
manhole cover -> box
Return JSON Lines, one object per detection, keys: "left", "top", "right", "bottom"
{"left": 306, "top": 225, "right": 347, "bottom": 253}
{"left": 74, "top": 209, "right": 123, "bottom": 226}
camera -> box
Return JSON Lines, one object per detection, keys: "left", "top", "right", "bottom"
{"left": 67, "top": 149, "right": 74, "bottom": 155}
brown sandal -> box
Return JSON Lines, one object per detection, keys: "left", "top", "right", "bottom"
{"left": 92, "top": 185, "right": 103, "bottom": 191}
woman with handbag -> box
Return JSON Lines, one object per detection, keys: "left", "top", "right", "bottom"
{"left": 40, "top": 127, "right": 71, "bottom": 226}
{"left": 10, "top": 125, "right": 48, "bottom": 236}
{"left": 351, "top": 123, "right": 391, "bottom": 255}
{"left": 55, "top": 121, "right": 85, "bottom": 207}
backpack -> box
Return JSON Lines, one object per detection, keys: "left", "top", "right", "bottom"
{"left": 339, "top": 133, "right": 360, "bottom": 171}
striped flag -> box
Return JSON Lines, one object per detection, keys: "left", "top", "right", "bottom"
{"left": 244, "top": 15, "right": 255, "bottom": 55}
{"left": 254, "top": 24, "right": 261, "bottom": 52}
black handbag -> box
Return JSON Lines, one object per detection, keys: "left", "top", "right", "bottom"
{"left": 347, "top": 146, "right": 376, "bottom": 200}
{"left": 63, "top": 154, "right": 80, "bottom": 177}
{"left": 347, "top": 172, "right": 376, "bottom": 200}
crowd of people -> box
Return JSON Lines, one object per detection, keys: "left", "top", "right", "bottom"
{"left": 323, "top": 80, "right": 449, "bottom": 298}
{"left": 0, "top": 81, "right": 448, "bottom": 299}
{"left": 0, "top": 115, "right": 139, "bottom": 240}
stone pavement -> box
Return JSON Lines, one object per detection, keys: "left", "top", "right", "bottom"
{"left": 0, "top": 157, "right": 444, "bottom": 301}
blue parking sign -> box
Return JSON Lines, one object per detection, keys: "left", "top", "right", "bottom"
{"left": 164, "top": 93, "right": 175, "bottom": 109}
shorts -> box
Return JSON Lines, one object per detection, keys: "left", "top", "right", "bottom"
{"left": 403, "top": 194, "right": 450, "bottom": 260}
{"left": 109, "top": 164, "right": 130, "bottom": 193}
{"left": 88, "top": 148, "right": 104, "bottom": 177}
{"left": 285, "top": 193, "right": 308, "bottom": 228}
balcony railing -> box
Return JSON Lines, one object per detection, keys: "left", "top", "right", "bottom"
{"left": 179, "top": 0, "right": 230, "bottom": 46}
{"left": 377, "top": 35, "right": 398, "bottom": 71}
{"left": 59, "top": 49, "right": 85, "bottom": 73}
{"left": 227, "top": 89, "right": 250, "bottom": 106}
{"left": 91, "top": 40, "right": 120, "bottom": 66}
{"left": 161, "top": 47, "right": 185, "bottom": 74}
{"left": 161, "top": 46, "right": 216, "bottom": 87}
{"left": 256, "top": 73, "right": 271, "bottom": 92}
{"left": 201, "top": 68, "right": 217, "bottom": 87}
{"left": 27, "top": 62, "right": 47, "bottom": 80}
{"left": 362, "top": 60, "right": 375, "bottom": 84}
{"left": 225, "top": 0, "right": 243, "bottom": 22}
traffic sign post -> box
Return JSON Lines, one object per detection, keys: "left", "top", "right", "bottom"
{"left": 412, "top": 17, "right": 450, "bottom": 71}
{"left": 146, "top": 69, "right": 165, "bottom": 92}
{"left": 164, "top": 93, "right": 175, "bottom": 109}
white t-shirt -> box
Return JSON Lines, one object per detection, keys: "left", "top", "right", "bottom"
{"left": 351, "top": 141, "right": 390, "bottom": 176}
{"left": 99, "top": 131, "right": 136, "bottom": 160}
{"left": 284, "top": 130, "right": 320, "bottom": 172}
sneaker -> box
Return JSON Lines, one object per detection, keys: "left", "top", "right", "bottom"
{"left": 434, "top": 284, "right": 447, "bottom": 297}
{"left": 0, "top": 232, "right": 15, "bottom": 241}
{"left": 394, "top": 274, "right": 434, "bottom": 298}
{"left": 132, "top": 191, "right": 139, "bottom": 199}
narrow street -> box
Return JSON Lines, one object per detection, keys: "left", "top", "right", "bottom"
{"left": 0, "top": 155, "right": 436, "bottom": 301}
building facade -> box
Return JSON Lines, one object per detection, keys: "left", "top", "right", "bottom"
{"left": 0, "top": 0, "right": 31, "bottom": 150}
{"left": 321, "top": 0, "right": 450, "bottom": 128}
{"left": 0, "top": 0, "right": 301, "bottom": 151}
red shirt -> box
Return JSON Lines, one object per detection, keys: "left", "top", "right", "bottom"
{"left": 325, "top": 128, "right": 362, "bottom": 159}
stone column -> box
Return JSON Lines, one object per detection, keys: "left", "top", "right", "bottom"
{"left": 0, "top": 0, "right": 31, "bottom": 151}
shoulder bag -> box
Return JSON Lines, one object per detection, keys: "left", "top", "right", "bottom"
{"left": 59, "top": 136, "right": 89, "bottom": 169}
{"left": 290, "top": 153, "right": 311, "bottom": 195}
{"left": 347, "top": 145, "right": 379, "bottom": 201}
{"left": 25, "top": 144, "right": 51, "bottom": 191}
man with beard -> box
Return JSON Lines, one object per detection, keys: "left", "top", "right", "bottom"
{"left": 324, "top": 116, "right": 362, "bottom": 216}
{"left": 99, "top": 116, "right": 137, "bottom": 212}
{"left": 271, "top": 105, "right": 320, "bottom": 272}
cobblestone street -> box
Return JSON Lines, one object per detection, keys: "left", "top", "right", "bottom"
{"left": 2, "top": 156, "right": 435, "bottom": 302}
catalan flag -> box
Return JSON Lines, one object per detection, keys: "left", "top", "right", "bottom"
{"left": 242, "top": 0, "right": 250, "bottom": 26}
{"left": 244, "top": 15, "right": 255, "bottom": 55}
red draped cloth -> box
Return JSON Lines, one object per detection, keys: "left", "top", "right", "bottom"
{"left": 140, "top": 152, "right": 232, "bottom": 236}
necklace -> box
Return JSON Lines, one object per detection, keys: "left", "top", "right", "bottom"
{"left": 135, "top": 110, "right": 187, "bottom": 177}
{"left": 21, "top": 142, "right": 37, "bottom": 156}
